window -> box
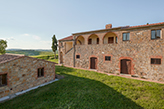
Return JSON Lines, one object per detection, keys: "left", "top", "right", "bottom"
{"left": 105, "top": 56, "right": 111, "bottom": 61}
{"left": 38, "top": 68, "right": 44, "bottom": 77}
{"left": 151, "top": 30, "right": 161, "bottom": 39}
{"left": 116, "top": 37, "right": 118, "bottom": 43}
{"left": 151, "top": 58, "right": 161, "bottom": 64}
{"left": 123, "top": 33, "right": 130, "bottom": 41}
{"left": 0, "top": 74, "right": 7, "bottom": 87}
{"left": 88, "top": 39, "right": 92, "bottom": 44}
{"left": 108, "top": 37, "right": 114, "bottom": 43}
{"left": 97, "top": 38, "right": 99, "bottom": 44}
{"left": 76, "top": 55, "right": 80, "bottom": 59}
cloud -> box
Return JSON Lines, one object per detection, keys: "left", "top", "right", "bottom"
{"left": 23, "top": 34, "right": 30, "bottom": 36}
{"left": 0, "top": 37, "right": 14, "bottom": 41}
{"left": 7, "top": 37, "right": 14, "bottom": 41}
{"left": 40, "top": 41, "right": 51, "bottom": 44}
{"left": 0, "top": 38, "right": 6, "bottom": 40}
{"left": 33, "top": 35, "right": 41, "bottom": 40}
{"left": 21, "top": 33, "right": 41, "bottom": 40}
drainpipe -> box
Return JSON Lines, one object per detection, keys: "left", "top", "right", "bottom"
{"left": 73, "top": 35, "right": 76, "bottom": 67}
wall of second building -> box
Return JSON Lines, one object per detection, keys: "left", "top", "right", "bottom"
{"left": 64, "top": 47, "right": 74, "bottom": 67}
{"left": 66, "top": 42, "right": 73, "bottom": 53}
{"left": 58, "top": 41, "right": 74, "bottom": 65}
{"left": 75, "top": 26, "right": 164, "bottom": 82}
{"left": 0, "top": 57, "right": 55, "bottom": 98}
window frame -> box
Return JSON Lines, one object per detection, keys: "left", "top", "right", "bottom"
{"left": 151, "top": 58, "right": 161, "bottom": 65}
{"left": 0, "top": 73, "right": 7, "bottom": 87}
{"left": 115, "top": 37, "right": 118, "bottom": 43}
{"left": 122, "top": 32, "right": 130, "bottom": 41}
{"left": 105, "top": 56, "right": 111, "bottom": 61}
{"left": 37, "top": 67, "right": 44, "bottom": 78}
{"left": 76, "top": 55, "right": 80, "bottom": 59}
{"left": 151, "top": 29, "right": 161, "bottom": 40}
{"left": 108, "top": 37, "right": 114, "bottom": 44}
{"left": 97, "top": 38, "right": 99, "bottom": 44}
{"left": 88, "top": 39, "right": 92, "bottom": 44}
{"left": 103, "top": 54, "right": 113, "bottom": 62}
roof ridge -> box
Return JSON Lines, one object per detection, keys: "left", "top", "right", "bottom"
{"left": 58, "top": 35, "right": 73, "bottom": 41}
{"left": 130, "top": 22, "right": 164, "bottom": 28}
{"left": 5, "top": 53, "right": 25, "bottom": 56}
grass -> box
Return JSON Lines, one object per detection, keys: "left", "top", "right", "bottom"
{"left": 0, "top": 66, "right": 164, "bottom": 109}
{"left": 32, "top": 55, "right": 58, "bottom": 63}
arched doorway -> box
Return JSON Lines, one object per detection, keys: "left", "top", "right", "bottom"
{"left": 103, "top": 32, "right": 117, "bottom": 44}
{"left": 90, "top": 57, "right": 97, "bottom": 69}
{"left": 88, "top": 34, "right": 99, "bottom": 44}
{"left": 120, "top": 59, "right": 131, "bottom": 74}
{"left": 76, "top": 36, "right": 85, "bottom": 45}
{"left": 60, "top": 52, "right": 63, "bottom": 64}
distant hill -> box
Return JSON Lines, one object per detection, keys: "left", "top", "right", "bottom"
{"left": 6, "top": 49, "right": 56, "bottom": 56}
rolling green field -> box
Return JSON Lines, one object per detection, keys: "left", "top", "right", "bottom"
{"left": 6, "top": 49, "right": 54, "bottom": 56}
{"left": 5, "top": 49, "right": 59, "bottom": 63}
{"left": 0, "top": 65, "right": 164, "bottom": 109}
{"left": 32, "top": 55, "right": 58, "bottom": 63}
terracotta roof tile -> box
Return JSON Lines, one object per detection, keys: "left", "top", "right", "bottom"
{"left": 0, "top": 54, "right": 24, "bottom": 64}
{"left": 129, "top": 22, "right": 164, "bottom": 28}
{"left": 59, "top": 36, "right": 73, "bottom": 41}
{"left": 0, "top": 53, "right": 57, "bottom": 65}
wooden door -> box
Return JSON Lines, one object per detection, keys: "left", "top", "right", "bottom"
{"left": 121, "top": 59, "right": 131, "bottom": 74}
{"left": 126, "top": 60, "right": 131, "bottom": 74}
{"left": 90, "top": 57, "right": 97, "bottom": 69}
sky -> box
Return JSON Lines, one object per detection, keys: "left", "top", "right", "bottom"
{"left": 0, "top": 0, "right": 164, "bottom": 49}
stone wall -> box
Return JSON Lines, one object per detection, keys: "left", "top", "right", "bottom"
{"left": 0, "top": 57, "right": 55, "bottom": 98}
{"left": 59, "top": 25, "right": 164, "bottom": 82}
{"left": 74, "top": 26, "right": 164, "bottom": 82}
{"left": 59, "top": 41, "right": 74, "bottom": 66}
{"left": 64, "top": 48, "right": 74, "bottom": 67}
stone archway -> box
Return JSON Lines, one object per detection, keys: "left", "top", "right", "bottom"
{"left": 88, "top": 34, "right": 99, "bottom": 44}
{"left": 103, "top": 32, "right": 118, "bottom": 44}
{"left": 76, "top": 36, "right": 85, "bottom": 45}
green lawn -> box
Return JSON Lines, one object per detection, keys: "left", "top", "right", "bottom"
{"left": 32, "top": 55, "right": 58, "bottom": 63}
{"left": 0, "top": 66, "right": 164, "bottom": 109}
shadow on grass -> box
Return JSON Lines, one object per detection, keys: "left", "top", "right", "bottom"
{"left": 0, "top": 66, "right": 143, "bottom": 109}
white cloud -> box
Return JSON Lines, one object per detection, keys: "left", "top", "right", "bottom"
{"left": 23, "top": 34, "right": 30, "bottom": 36}
{"left": 40, "top": 41, "right": 51, "bottom": 44}
{"left": 21, "top": 33, "right": 41, "bottom": 40}
{"left": 33, "top": 35, "right": 41, "bottom": 40}
{"left": 7, "top": 37, "right": 14, "bottom": 41}
{"left": 0, "top": 38, "right": 6, "bottom": 40}
{"left": 0, "top": 37, "right": 14, "bottom": 41}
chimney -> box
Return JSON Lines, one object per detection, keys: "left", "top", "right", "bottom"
{"left": 106, "top": 24, "right": 112, "bottom": 29}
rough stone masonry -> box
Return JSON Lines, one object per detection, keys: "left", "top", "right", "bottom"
{"left": 0, "top": 54, "right": 56, "bottom": 98}
{"left": 58, "top": 22, "right": 164, "bottom": 82}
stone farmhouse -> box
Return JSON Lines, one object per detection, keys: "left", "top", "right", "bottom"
{"left": 58, "top": 22, "right": 164, "bottom": 82}
{"left": 0, "top": 54, "right": 56, "bottom": 98}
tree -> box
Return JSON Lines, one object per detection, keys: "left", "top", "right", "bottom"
{"left": 0, "top": 39, "right": 7, "bottom": 55}
{"left": 51, "top": 35, "right": 58, "bottom": 59}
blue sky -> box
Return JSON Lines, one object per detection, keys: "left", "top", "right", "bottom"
{"left": 0, "top": 0, "right": 164, "bottom": 49}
